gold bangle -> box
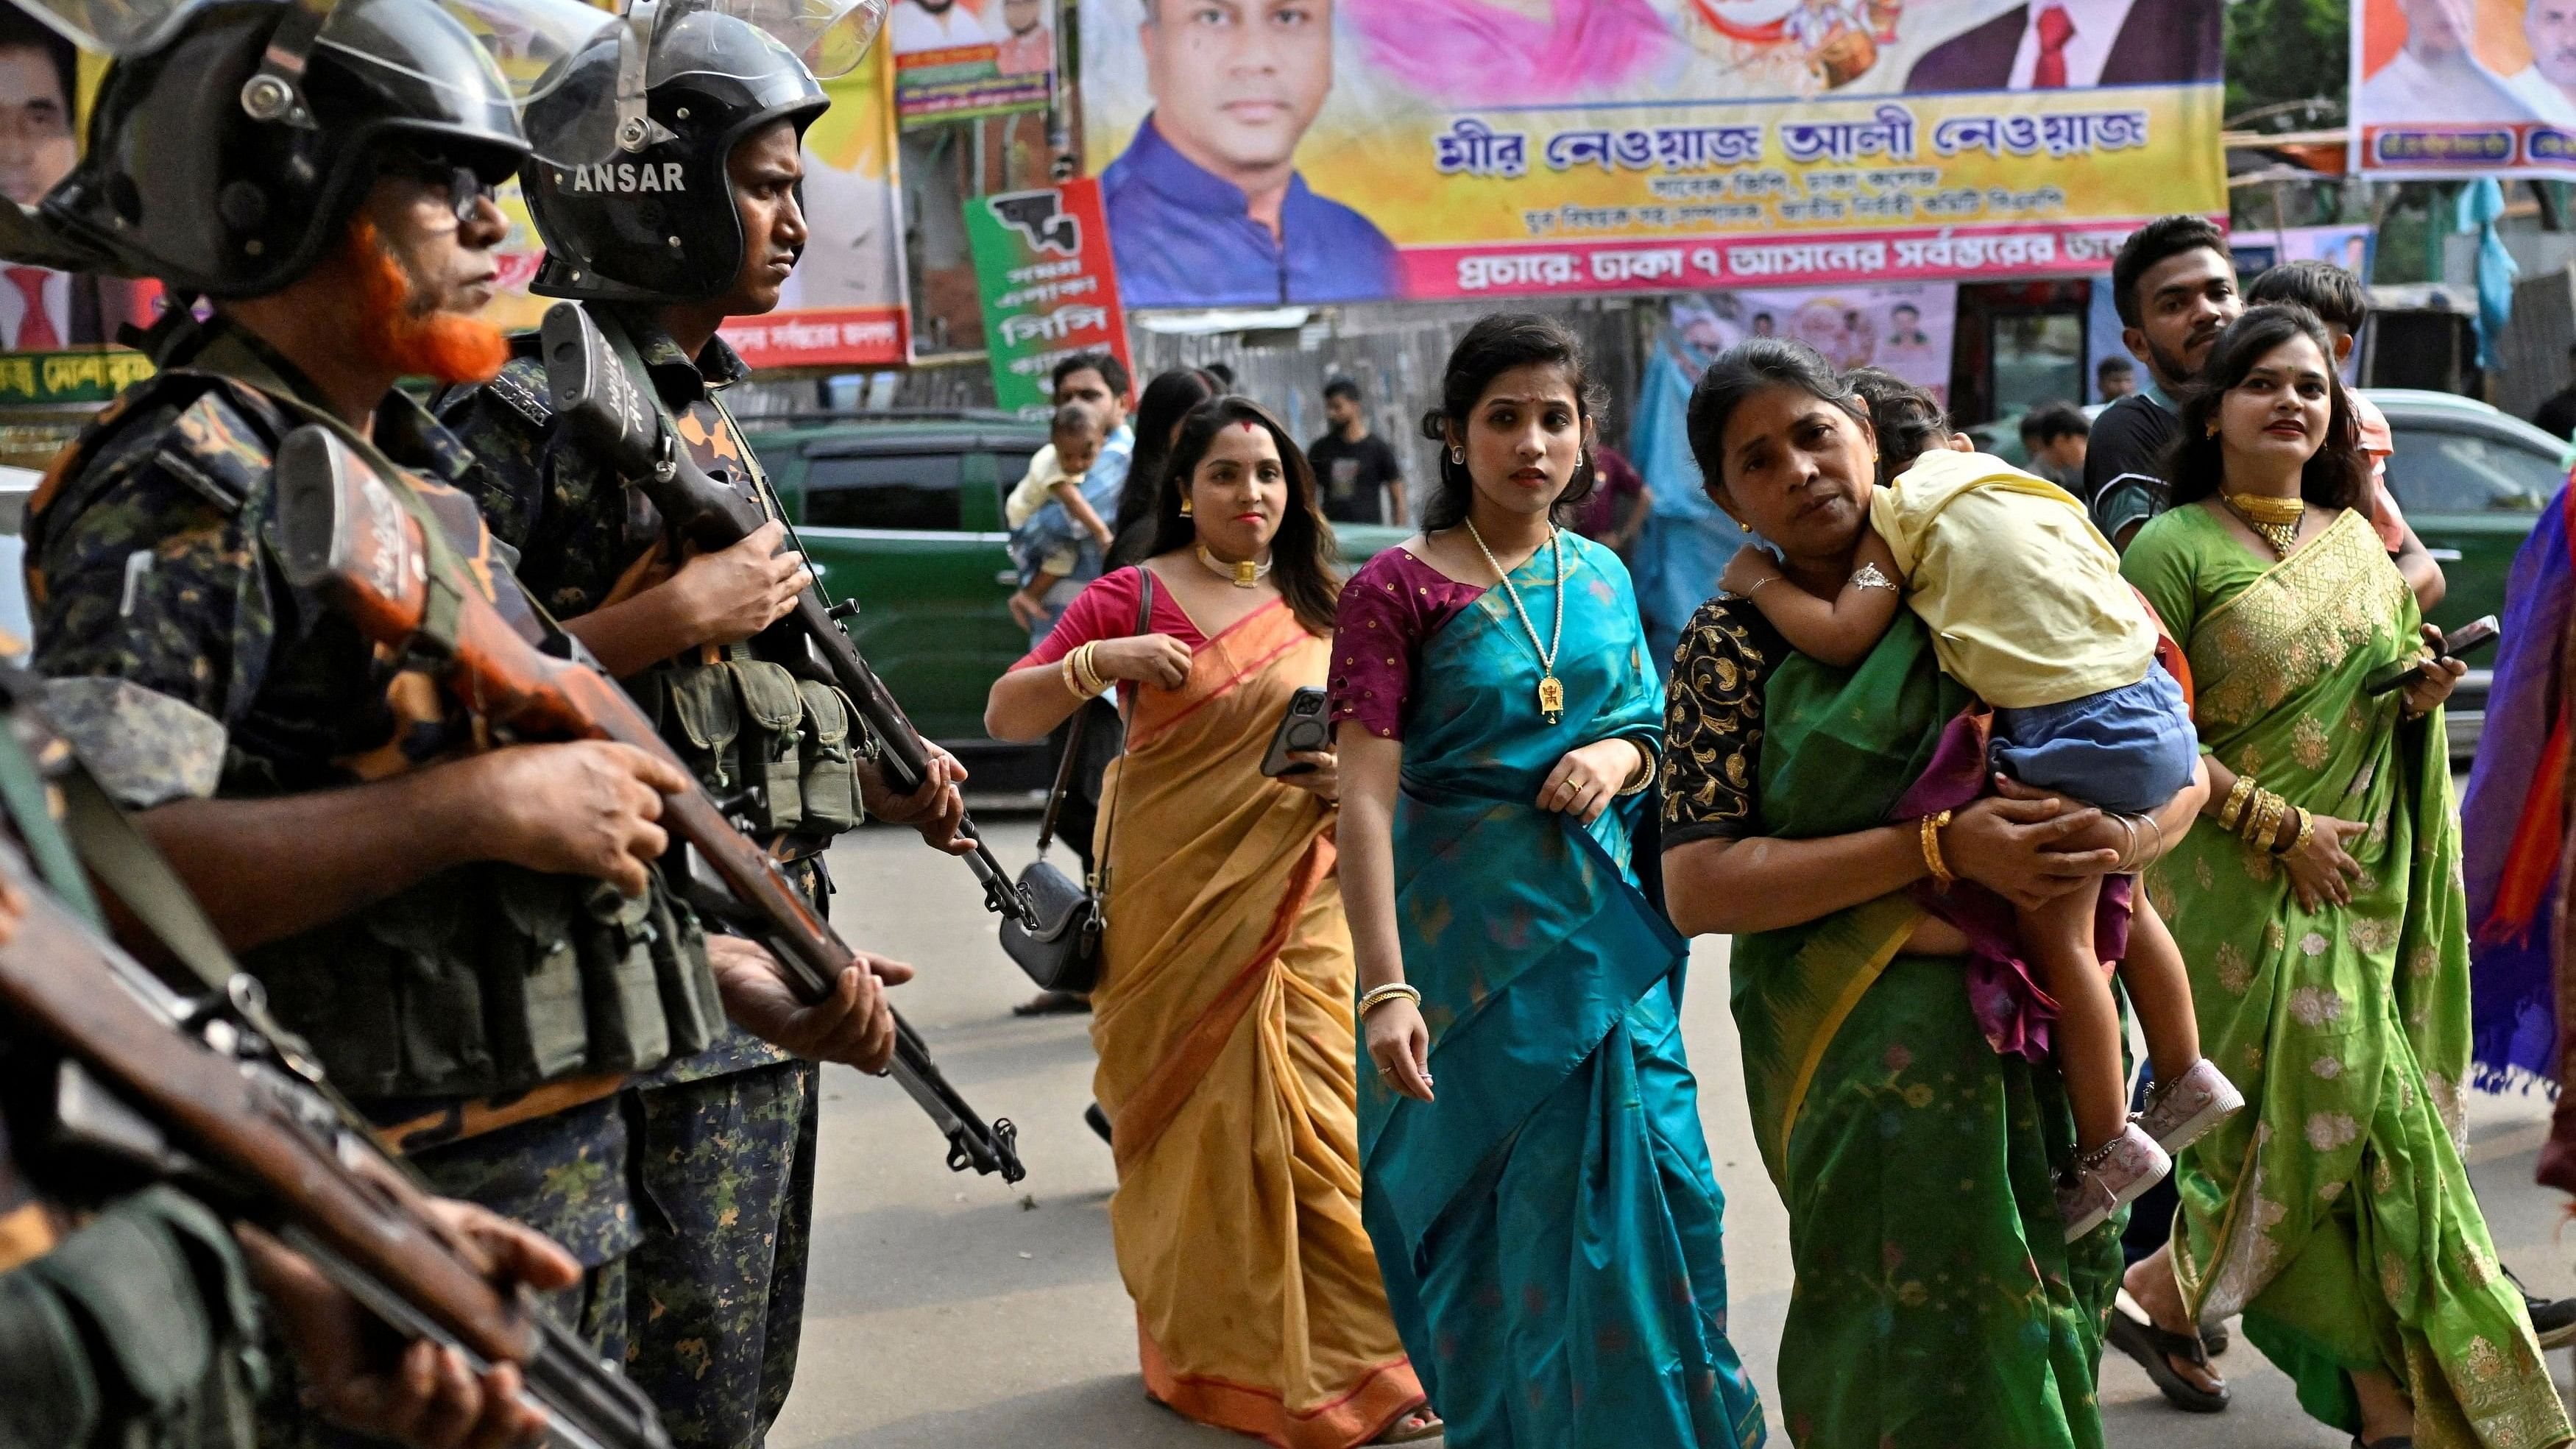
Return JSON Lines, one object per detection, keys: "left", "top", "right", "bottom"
{"left": 1919, "top": 808, "right": 1955, "bottom": 893}
{"left": 2233, "top": 788, "right": 2267, "bottom": 843}
{"left": 2245, "top": 793, "right": 2285, "bottom": 851}
{"left": 1358, "top": 982, "right": 1422, "bottom": 1016}
{"left": 1615, "top": 743, "right": 1656, "bottom": 797}
{"left": 1061, "top": 651, "right": 1088, "bottom": 700}
{"left": 2275, "top": 807, "right": 2313, "bottom": 857}
{"left": 2217, "top": 776, "right": 2256, "bottom": 832}
{"left": 1069, "top": 641, "right": 1107, "bottom": 698}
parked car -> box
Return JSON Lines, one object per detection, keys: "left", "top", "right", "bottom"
{"left": 2370, "top": 389, "right": 2575, "bottom": 762}
{"left": 747, "top": 414, "right": 1406, "bottom": 775}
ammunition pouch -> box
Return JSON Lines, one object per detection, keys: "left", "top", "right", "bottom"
{"left": 241, "top": 861, "right": 718, "bottom": 1103}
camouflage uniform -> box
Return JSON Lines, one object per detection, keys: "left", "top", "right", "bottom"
{"left": 440, "top": 309, "right": 825, "bottom": 1449}
{"left": 23, "top": 323, "right": 712, "bottom": 1428}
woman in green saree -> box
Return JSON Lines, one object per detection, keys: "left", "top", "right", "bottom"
{"left": 2117, "top": 304, "right": 2567, "bottom": 1448}
{"left": 1660, "top": 341, "right": 2212, "bottom": 1449}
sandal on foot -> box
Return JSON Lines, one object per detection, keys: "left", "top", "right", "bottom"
{"left": 2107, "top": 1292, "right": 2228, "bottom": 1413}
{"left": 2202, "top": 1319, "right": 2229, "bottom": 1356}
{"left": 1374, "top": 1405, "right": 1443, "bottom": 1443}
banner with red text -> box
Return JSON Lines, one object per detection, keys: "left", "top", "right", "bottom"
{"left": 1078, "top": 0, "right": 2226, "bottom": 308}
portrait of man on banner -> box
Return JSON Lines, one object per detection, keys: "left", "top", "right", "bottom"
{"left": 1097, "top": 0, "right": 1398, "bottom": 308}
{"left": 2356, "top": 0, "right": 2576, "bottom": 148}
{"left": 0, "top": 9, "right": 151, "bottom": 352}
{"left": 1902, "top": 0, "right": 2222, "bottom": 90}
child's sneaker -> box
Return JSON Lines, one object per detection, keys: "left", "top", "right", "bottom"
{"left": 2136, "top": 1058, "right": 2246, "bottom": 1155}
{"left": 2059, "top": 1123, "right": 2171, "bottom": 1242}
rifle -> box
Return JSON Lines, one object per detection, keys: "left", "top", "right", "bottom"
{"left": 537, "top": 302, "right": 1036, "bottom": 929}
{"left": 0, "top": 830, "right": 671, "bottom": 1449}
{"left": 269, "top": 425, "right": 1025, "bottom": 1186}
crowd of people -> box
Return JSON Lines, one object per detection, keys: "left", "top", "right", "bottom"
{"left": 963, "top": 213, "right": 2576, "bottom": 1449}
{"left": 0, "top": 0, "right": 2572, "bottom": 1445}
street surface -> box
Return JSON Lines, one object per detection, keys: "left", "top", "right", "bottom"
{"left": 774, "top": 812, "right": 2576, "bottom": 1448}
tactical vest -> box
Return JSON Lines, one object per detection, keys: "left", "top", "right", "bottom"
{"left": 491, "top": 308, "right": 874, "bottom": 851}
{"left": 28, "top": 341, "right": 722, "bottom": 1105}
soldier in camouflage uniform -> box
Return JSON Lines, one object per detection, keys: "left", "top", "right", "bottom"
{"left": 8, "top": 1, "right": 915, "bottom": 1442}
{"left": 438, "top": 13, "right": 967, "bottom": 1445}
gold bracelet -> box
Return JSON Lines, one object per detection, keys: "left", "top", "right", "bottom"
{"left": 1358, "top": 982, "right": 1423, "bottom": 1016}
{"left": 2217, "top": 776, "right": 2257, "bottom": 832}
{"left": 1060, "top": 651, "right": 1088, "bottom": 701}
{"left": 1615, "top": 743, "right": 1656, "bottom": 797}
{"left": 1070, "top": 641, "right": 1108, "bottom": 698}
{"left": 2237, "top": 791, "right": 2269, "bottom": 846}
{"left": 2276, "top": 807, "right": 2314, "bottom": 857}
{"left": 2245, "top": 793, "right": 2286, "bottom": 851}
{"left": 1919, "top": 809, "right": 1954, "bottom": 893}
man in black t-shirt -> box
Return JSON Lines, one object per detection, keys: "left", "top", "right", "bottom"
{"left": 1307, "top": 376, "right": 1406, "bottom": 525}
{"left": 2084, "top": 215, "right": 2243, "bottom": 550}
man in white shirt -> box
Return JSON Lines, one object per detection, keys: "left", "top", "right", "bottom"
{"left": 2502, "top": 0, "right": 2576, "bottom": 124}
{"left": 889, "top": 0, "right": 997, "bottom": 55}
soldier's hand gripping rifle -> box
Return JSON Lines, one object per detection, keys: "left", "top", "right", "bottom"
{"left": 537, "top": 302, "right": 1035, "bottom": 929}
{"left": 270, "top": 425, "right": 1025, "bottom": 1186}
{"left": 0, "top": 831, "right": 672, "bottom": 1449}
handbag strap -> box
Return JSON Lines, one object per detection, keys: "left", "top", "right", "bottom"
{"left": 1033, "top": 566, "right": 1156, "bottom": 858}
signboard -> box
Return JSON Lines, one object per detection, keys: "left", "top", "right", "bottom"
{"left": 888, "top": 0, "right": 1052, "bottom": 127}
{"left": 0, "top": 348, "right": 155, "bottom": 405}
{"left": 963, "top": 178, "right": 1130, "bottom": 416}
{"left": 2353, "top": 0, "right": 2576, "bottom": 177}
{"left": 1078, "top": 0, "right": 2226, "bottom": 308}
{"left": 1688, "top": 283, "right": 1960, "bottom": 403}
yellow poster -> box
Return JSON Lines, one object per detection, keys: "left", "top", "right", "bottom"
{"left": 1078, "top": 0, "right": 2226, "bottom": 305}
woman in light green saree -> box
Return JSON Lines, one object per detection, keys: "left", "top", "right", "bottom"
{"left": 2120, "top": 305, "right": 2566, "bottom": 1448}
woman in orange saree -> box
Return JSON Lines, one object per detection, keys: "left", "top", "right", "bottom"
{"left": 986, "top": 396, "right": 1433, "bottom": 1447}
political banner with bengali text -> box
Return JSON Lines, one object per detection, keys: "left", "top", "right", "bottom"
{"left": 2352, "top": 0, "right": 2576, "bottom": 178}
{"left": 888, "top": 0, "right": 1053, "bottom": 127}
{"left": 965, "top": 179, "right": 1132, "bottom": 417}
{"left": 1078, "top": 0, "right": 2226, "bottom": 308}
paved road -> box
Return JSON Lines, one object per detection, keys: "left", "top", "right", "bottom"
{"left": 773, "top": 815, "right": 2576, "bottom": 1448}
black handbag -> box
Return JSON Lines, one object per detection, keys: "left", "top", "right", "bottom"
{"left": 997, "top": 569, "right": 1153, "bottom": 992}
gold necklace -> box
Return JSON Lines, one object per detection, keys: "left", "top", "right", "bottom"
{"left": 1195, "top": 544, "right": 1270, "bottom": 588}
{"left": 1463, "top": 519, "right": 1566, "bottom": 723}
{"left": 2221, "top": 490, "right": 2304, "bottom": 557}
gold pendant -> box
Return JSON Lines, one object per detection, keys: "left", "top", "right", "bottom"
{"left": 1234, "top": 559, "right": 1258, "bottom": 587}
{"left": 1538, "top": 674, "right": 1565, "bottom": 723}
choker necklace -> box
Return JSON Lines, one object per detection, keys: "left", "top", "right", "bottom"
{"left": 1463, "top": 519, "right": 1567, "bottom": 724}
{"left": 1197, "top": 545, "right": 1271, "bottom": 588}
{"left": 2221, "top": 490, "right": 2304, "bottom": 557}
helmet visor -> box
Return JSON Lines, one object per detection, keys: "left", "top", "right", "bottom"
{"left": 11, "top": 0, "right": 619, "bottom": 96}
{"left": 654, "top": 0, "right": 884, "bottom": 80}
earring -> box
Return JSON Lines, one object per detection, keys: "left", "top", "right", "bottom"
{"left": 2206, "top": 422, "right": 2218, "bottom": 438}
{"left": 1451, "top": 447, "right": 1465, "bottom": 464}
{"left": 1178, "top": 494, "right": 1193, "bottom": 517}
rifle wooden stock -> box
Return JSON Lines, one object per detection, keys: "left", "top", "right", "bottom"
{"left": 538, "top": 303, "right": 1034, "bottom": 927}
{"left": 271, "top": 425, "right": 1024, "bottom": 1184}
{"left": 0, "top": 835, "right": 670, "bottom": 1449}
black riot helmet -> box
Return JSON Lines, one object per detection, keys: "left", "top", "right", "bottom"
{"left": 38, "top": 0, "right": 545, "bottom": 299}
{"left": 523, "top": 8, "right": 829, "bottom": 303}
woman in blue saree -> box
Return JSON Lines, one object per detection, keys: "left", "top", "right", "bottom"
{"left": 1333, "top": 314, "right": 1765, "bottom": 1449}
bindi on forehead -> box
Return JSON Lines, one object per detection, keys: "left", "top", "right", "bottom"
{"left": 1237, "top": 420, "right": 1260, "bottom": 433}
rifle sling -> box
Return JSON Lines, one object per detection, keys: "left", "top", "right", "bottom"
{"left": 185, "top": 333, "right": 475, "bottom": 656}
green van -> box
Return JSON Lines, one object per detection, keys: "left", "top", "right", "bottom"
{"left": 749, "top": 414, "right": 1406, "bottom": 768}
